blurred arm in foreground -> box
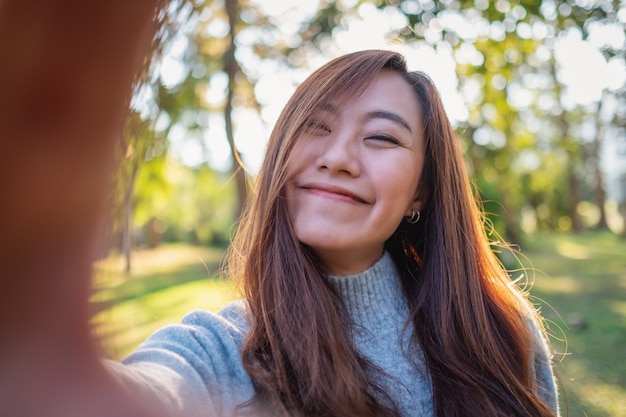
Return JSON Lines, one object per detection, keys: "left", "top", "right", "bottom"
{"left": 0, "top": 1, "right": 172, "bottom": 416}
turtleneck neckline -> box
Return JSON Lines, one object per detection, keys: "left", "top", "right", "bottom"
{"left": 324, "top": 252, "right": 407, "bottom": 323}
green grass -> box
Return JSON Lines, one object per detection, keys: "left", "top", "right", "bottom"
{"left": 92, "top": 233, "right": 626, "bottom": 416}
{"left": 91, "top": 244, "right": 239, "bottom": 359}
{"left": 521, "top": 231, "right": 626, "bottom": 417}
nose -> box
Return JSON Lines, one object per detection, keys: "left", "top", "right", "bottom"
{"left": 316, "top": 129, "right": 360, "bottom": 177}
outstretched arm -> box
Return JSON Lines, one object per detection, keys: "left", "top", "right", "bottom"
{"left": 0, "top": 2, "right": 166, "bottom": 416}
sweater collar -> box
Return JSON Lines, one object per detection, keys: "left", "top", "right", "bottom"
{"left": 324, "top": 252, "right": 407, "bottom": 322}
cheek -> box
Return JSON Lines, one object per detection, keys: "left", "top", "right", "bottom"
{"left": 378, "top": 162, "right": 422, "bottom": 207}
{"left": 284, "top": 138, "right": 313, "bottom": 178}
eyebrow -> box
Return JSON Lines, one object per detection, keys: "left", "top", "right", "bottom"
{"left": 366, "top": 110, "right": 412, "bottom": 133}
{"left": 315, "top": 104, "right": 413, "bottom": 133}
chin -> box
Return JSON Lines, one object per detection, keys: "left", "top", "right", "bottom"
{"left": 300, "top": 237, "right": 345, "bottom": 252}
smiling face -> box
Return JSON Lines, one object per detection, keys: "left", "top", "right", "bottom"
{"left": 285, "top": 70, "right": 426, "bottom": 275}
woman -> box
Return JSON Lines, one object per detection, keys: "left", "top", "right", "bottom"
{"left": 120, "top": 50, "right": 559, "bottom": 417}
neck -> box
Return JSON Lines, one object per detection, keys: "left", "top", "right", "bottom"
{"left": 325, "top": 252, "right": 406, "bottom": 321}
{"left": 315, "top": 246, "right": 384, "bottom": 276}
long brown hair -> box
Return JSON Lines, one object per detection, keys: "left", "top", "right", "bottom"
{"left": 228, "top": 50, "right": 556, "bottom": 417}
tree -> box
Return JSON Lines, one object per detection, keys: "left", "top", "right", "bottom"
{"left": 111, "top": 0, "right": 191, "bottom": 272}
{"left": 117, "top": 0, "right": 626, "bottom": 253}
{"left": 294, "top": 0, "right": 625, "bottom": 238}
{"left": 149, "top": 0, "right": 269, "bottom": 220}
{"left": 224, "top": 0, "right": 248, "bottom": 217}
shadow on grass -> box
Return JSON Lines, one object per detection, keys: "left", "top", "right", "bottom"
{"left": 92, "top": 262, "right": 218, "bottom": 309}
{"left": 90, "top": 244, "right": 237, "bottom": 358}
{"left": 521, "top": 232, "right": 626, "bottom": 417}
{"left": 91, "top": 244, "right": 227, "bottom": 311}
{"left": 94, "top": 279, "right": 237, "bottom": 358}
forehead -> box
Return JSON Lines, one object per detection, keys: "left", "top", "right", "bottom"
{"left": 320, "top": 70, "right": 422, "bottom": 130}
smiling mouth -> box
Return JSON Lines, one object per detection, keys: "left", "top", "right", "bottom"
{"left": 301, "top": 184, "right": 367, "bottom": 204}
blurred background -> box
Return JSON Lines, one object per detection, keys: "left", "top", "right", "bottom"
{"left": 91, "top": 1, "right": 626, "bottom": 415}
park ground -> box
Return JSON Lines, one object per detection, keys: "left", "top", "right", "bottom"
{"left": 91, "top": 231, "right": 626, "bottom": 417}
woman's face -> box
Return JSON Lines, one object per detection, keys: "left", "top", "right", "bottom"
{"left": 286, "top": 70, "right": 426, "bottom": 275}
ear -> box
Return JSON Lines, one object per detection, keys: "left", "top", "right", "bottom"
{"left": 406, "top": 182, "right": 428, "bottom": 216}
{"left": 404, "top": 196, "right": 425, "bottom": 217}
{"left": 405, "top": 181, "right": 428, "bottom": 217}
{"left": 404, "top": 200, "right": 424, "bottom": 217}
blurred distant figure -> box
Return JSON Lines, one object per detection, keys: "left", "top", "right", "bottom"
{"left": 0, "top": 1, "right": 171, "bottom": 416}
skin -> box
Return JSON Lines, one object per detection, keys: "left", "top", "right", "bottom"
{"left": 286, "top": 70, "right": 426, "bottom": 275}
{"left": 0, "top": 2, "right": 165, "bottom": 416}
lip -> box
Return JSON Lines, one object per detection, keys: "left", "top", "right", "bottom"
{"left": 299, "top": 182, "right": 368, "bottom": 204}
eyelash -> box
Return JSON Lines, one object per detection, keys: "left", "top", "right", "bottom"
{"left": 303, "top": 120, "right": 400, "bottom": 146}
{"left": 367, "top": 134, "right": 400, "bottom": 145}
{"left": 303, "top": 120, "right": 331, "bottom": 134}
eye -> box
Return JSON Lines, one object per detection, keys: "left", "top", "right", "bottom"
{"left": 366, "top": 134, "right": 400, "bottom": 146}
{"left": 303, "top": 119, "right": 331, "bottom": 135}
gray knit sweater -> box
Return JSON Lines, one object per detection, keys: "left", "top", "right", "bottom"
{"left": 117, "top": 252, "right": 559, "bottom": 417}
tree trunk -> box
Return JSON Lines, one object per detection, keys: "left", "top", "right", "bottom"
{"left": 550, "top": 57, "right": 584, "bottom": 232}
{"left": 562, "top": 128, "right": 584, "bottom": 233}
{"left": 496, "top": 175, "right": 522, "bottom": 244}
{"left": 224, "top": 0, "right": 247, "bottom": 220}
{"left": 122, "top": 160, "right": 138, "bottom": 274}
{"left": 590, "top": 99, "right": 609, "bottom": 229}
{"left": 620, "top": 174, "right": 626, "bottom": 237}
{"left": 567, "top": 164, "right": 584, "bottom": 233}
